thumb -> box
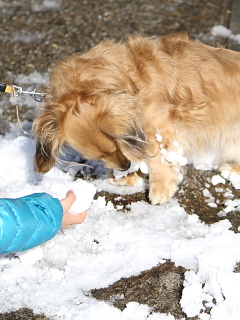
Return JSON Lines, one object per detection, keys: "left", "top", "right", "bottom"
{"left": 60, "top": 190, "right": 76, "bottom": 212}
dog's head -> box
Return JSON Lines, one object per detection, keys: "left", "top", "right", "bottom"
{"left": 33, "top": 55, "right": 150, "bottom": 173}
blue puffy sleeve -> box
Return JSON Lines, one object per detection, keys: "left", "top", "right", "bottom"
{"left": 0, "top": 193, "right": 63, "bottom": 254}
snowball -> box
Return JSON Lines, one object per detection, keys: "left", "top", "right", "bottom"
{"left": 48, "top": 181, "right": 96, "bottom": 214}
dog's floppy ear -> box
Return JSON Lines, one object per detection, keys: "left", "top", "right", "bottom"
{"left": 97, "top": 91, "right": 150, "bottom": 160}
{"left": 33, "top": 90, "right": 81, "bottom": 173}
{"left": 32, "top": 105, "right": 65, "bottom": 173}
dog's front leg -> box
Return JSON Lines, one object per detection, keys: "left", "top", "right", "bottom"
{"left": 147, "top": 158, "right": 182, "bottom": 205}
{"left": 146, "top": 131, "right": 187, "bottom": 204}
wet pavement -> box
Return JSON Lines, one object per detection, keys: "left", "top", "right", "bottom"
{"left": 1, "top": 0, "right": 240, "bottom": 319}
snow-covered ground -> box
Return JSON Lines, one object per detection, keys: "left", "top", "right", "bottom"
{"left": 1, "top": 34, "right": 240, "bottom": 319}
{"left": 2, "top": 123, "right": 240, "bottom": 320}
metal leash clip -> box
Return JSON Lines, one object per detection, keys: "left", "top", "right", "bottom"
{"left": 11, "top": 85, "right": 45, "bottom": 102}
{"left": 0, "top": 82, "right": 45, "bottom": 102}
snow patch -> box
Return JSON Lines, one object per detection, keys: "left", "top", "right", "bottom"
{"left": 211, "top": 175, "right": 226, "bottom": 186}
{"left": 211, "top": 25, "right": 240, "bottom": 45}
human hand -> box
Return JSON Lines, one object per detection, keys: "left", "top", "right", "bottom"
{"left": 60, "top": 190, "right": 88, "bottom": 229}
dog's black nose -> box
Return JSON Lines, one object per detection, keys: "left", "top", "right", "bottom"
{"left": 118, "top": 160, "right": 131, "bottom": 172}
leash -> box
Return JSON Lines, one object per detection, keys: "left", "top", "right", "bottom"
{"left": 0, "top": 82, "right": 45, "bottom": 135}
{"left": 0, "top": 82, "right": 94, "bottom": 169}
{"left": 0, "top": 82, "right": 45, "bottom": 102}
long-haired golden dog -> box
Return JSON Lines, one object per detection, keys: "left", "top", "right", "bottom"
{"left": 33, "top": 33, "right": 240, "bottom": 204}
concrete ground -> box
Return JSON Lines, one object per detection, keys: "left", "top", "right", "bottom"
{"left": 1, "top": 0, "right": 240, "bottom": 319}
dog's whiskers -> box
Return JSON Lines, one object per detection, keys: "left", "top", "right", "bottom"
{"left": 56, "top": 157, "right": 93, "bottom": 169}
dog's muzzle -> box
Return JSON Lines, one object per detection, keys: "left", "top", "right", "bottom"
{"left": 118, "top": 160, "right": 131, "bottom": 172}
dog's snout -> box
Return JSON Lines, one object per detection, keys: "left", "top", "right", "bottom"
{"left": 118, "top": 160, "right": 131, "bottom": 172}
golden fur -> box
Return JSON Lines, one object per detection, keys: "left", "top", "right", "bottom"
{"left": 33, "top": 33, "right": 240, "bottom": 204}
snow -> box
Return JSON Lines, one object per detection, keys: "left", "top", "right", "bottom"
{"left": 155, "top": 133, "right": 163, "bottom": 142}
{"left": 211, "top": 175, "right": 226, "bottom": 186}
{"left": 0, "top": 134, "right": 96, "bottom": 213}
{"left": 1, "top": 72, "right": 240, "bottom": 319}
{"left": 1, "top": 129, "right": 240, "bottom": 319}
{"left": 113, "top": 160, "right": 149, "bottom": 179}
{"left": 181, "top": 270, "right": 205, "bottom": 317}
{"left": 224, "top": 171, "right": 240, "bottom": 190}
{"left": 211, "top": 25, "right": 232, "bottom": 38}
{"left": 113, "top": 161, "right": 143, "bottom": 179}
{"left": 158, "top": 134, "right": 187, "bottom": 166}
{"left": 211, "top": 25, "right": 240, "bottom": 45}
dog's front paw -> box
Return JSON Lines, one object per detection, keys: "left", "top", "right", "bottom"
{"left": 149, "top": 179, "right": 178, "bottom": 205}
{"left": 148, "top": 163, "right": 182, "bottom": 205}
{"left": 108, "top": 171, "right": 142, "bottom": 186}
